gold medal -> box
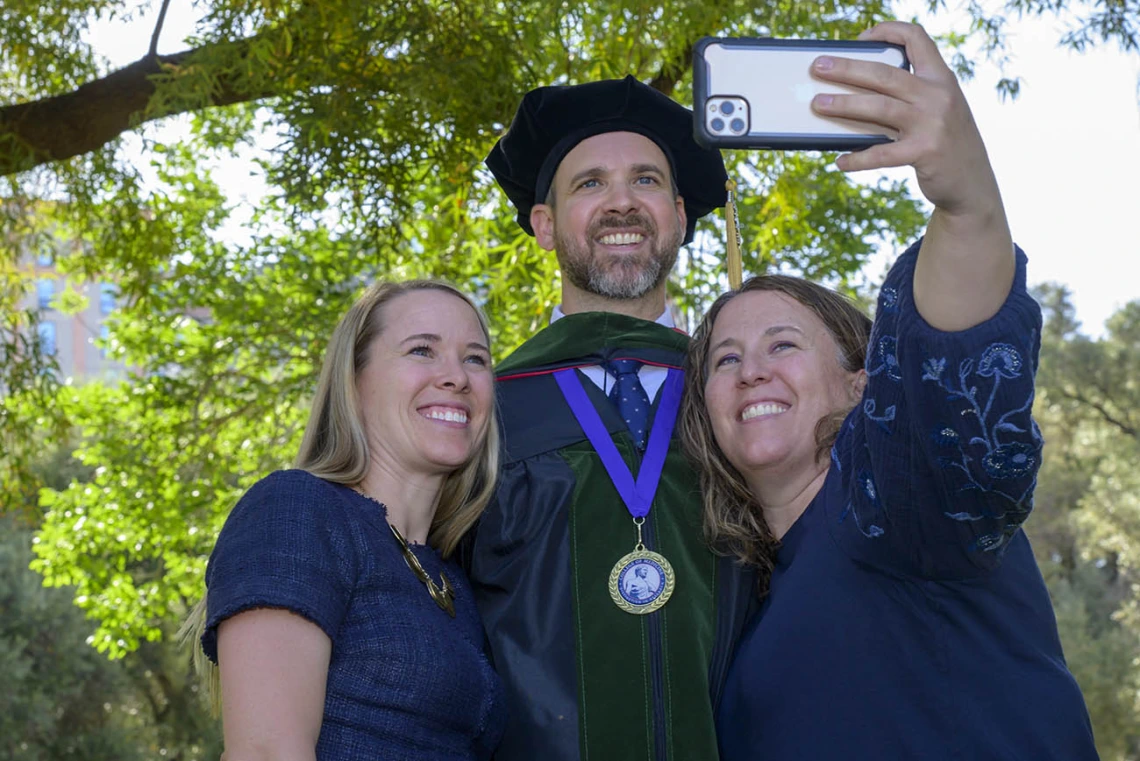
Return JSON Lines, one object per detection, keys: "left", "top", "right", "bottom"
{"left": 608, "top": 516, "right": 675, "bottom": 614}
{"left": 609, "top": 548, "right": 675, "bottom": 614}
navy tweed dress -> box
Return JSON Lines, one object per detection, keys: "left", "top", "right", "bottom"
{"left": 202, "top": 469, "right": 506, "bottom": 760}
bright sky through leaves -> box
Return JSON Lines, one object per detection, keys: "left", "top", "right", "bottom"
{"left": 86, "top": 0, "right": 1140, "bottom": 337}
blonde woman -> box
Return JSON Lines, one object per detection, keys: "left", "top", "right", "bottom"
{"left": 184, "top": 280, "right": 505, "bottom": 760}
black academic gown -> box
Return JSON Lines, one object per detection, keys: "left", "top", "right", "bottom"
{"left": 463, "top": 311, "right": 756, "bottom": 761}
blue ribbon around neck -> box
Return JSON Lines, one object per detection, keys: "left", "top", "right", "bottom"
{"left": 553, "top": 366, "right": 683, "bottom": 518}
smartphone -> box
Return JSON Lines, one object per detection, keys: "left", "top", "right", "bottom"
{"left": 692, "top": 37, "right": 910, "bottom": 151}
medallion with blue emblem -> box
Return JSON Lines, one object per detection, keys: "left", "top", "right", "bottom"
{"left": 555, "top": 364, "right": 684, "bottom": 615}
{"left": 609, "top": 518, "right": 675, "bottom": 614}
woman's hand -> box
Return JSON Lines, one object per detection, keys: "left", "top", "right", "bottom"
{"left": 810, "top": 20, "right": 1001, "bottom": 220}
{"left": 811, "top": 21, "right": 1016, "bottom": 332}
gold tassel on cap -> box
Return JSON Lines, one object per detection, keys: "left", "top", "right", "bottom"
{"left": 724, "top": 179, "right": 743, "bottom": 290}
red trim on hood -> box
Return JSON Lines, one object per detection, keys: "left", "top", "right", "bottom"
{"left": 497, "top": 358, "right": 683, "bottom": 383}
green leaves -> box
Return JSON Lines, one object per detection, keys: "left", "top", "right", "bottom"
{"left": 671, "top": 150, "right": 925, "bottom": 325}
{"left": 32, "top": 380, "right": 300, "bottom": 657}
{"left": 1030, "top": 286, "right": 1140, "bottom": 756}
{"left": 2, "top": 512, "right": 223, "bottom": 758}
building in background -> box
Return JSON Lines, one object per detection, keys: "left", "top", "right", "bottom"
{"left": 23, "top": 246, "right": 126, "bottom": 382}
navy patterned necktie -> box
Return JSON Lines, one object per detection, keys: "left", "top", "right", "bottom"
{"left": 603, "top": 358, "right": 651, "bottom": 449}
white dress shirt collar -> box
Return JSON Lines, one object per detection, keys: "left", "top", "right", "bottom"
{"left": 550, "top": 304, "right": 675, "bottom": 329}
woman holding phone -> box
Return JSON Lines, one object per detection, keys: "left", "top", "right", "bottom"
{"left": 183, "top": 280, "right": 505, "bottom": 760}
{"left": 680, "top": 22, "right": 1099, "bottom": 760}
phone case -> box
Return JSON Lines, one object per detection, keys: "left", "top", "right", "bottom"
{"left": 692, "top": 37, "right": 910, "bottom": 151}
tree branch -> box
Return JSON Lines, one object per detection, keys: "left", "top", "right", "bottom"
{"left": 149, "top": 0, "right": 174, "bottom": 58}
{"left": 648, "top": 40, "right": 695, "bottom": 97}
{"left": 1059, "top": 386, "right": 1139, "bottom": 439}
{"left": 0, "top": 34, "right": 280, "bottom": 178}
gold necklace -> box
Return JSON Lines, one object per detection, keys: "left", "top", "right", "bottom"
{"left": 388, "top": 521, "right": 455, "bottom": 617}
{"left": 353, "top": 487, "right": 455, "bottom": 617}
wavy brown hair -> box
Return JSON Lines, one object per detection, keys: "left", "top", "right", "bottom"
{"left": 180, "top": 279, "right": 499, "bottom": 711}
{"left": 680, "top": 275, "right": 871, "bottom": 596}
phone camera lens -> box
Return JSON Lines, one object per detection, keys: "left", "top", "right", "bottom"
{"left": 719, "top": 101, "right": 735, "bottom": 116}
{"left": 710, "top": 117, "right": 725, "bottom": 132}
{"left": 730, "top": 118, "right": 745, "bottom": 133}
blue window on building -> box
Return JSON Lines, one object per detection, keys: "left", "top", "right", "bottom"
{"left": 37, "top": 279, "right": 54, "bottom": 310}
{"left": 37, "top": 321, "right": 57, "bottom": 356}
{"left": 36, "top": 247, "right": 54, "bottom": 267}
{"left": 100, "top": 283, "right": 117, "bottom": 314}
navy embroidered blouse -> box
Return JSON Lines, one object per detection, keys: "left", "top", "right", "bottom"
{"left": 202, "top": 469, "right": 507, "bottom": 760}
{"left": 716, "top": 243, "right": 1099, "bottom": 760}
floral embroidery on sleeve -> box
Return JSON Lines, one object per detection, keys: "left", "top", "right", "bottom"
{"left": 867, "top": 335, "right": 902, "bottom": 382}
{"left": 830, "top": 244, "right": 1043, "bottom": 571}
{"left": 841, "top": 334, "right": 1041, "bottom": 550}
{"left": 862, "top": 398, "right": 896, "bottom": 432}
{"left": 835, "top": 445, "right": 887, "bottom": 539}
{"left": 921, "top": 338, "right": 1041, "bottom": 552}
{"left": 879, "top": 286, "right": 899, "bottom": 314}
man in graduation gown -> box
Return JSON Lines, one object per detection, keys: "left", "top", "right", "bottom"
{"left": 466, "top": 75, "right": 756, "bottom": 761}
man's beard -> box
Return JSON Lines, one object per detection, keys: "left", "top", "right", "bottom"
{"left": 554, "top": 212, "right": 683, "bottom": 300}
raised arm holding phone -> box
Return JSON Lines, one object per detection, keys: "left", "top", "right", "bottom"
{"left": 679, "top": 21, "right": 1100, "bottom": 761}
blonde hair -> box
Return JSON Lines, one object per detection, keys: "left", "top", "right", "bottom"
{"left": 180, "top": 279, "right": 500, "bottom": 712}
{"left": 679, "top": 275, "right": 870, "bottom": 598}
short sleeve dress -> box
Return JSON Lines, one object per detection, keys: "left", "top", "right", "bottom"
{"left": 716, "top": 243, "right": 1099, "bottom": 760}
{"left": 202, "top": 469, "right": 507, "bottom": 760}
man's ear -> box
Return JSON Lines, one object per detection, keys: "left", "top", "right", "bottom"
{"left": 675, "top": 196, "right": 687, "bottom": 239}
{"left": 530, "top": 204, "right": 556, "bottom": 252}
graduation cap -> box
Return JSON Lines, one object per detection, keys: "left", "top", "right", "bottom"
{"left": 485, "top": 75, "right": 728, "bottom": 246}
